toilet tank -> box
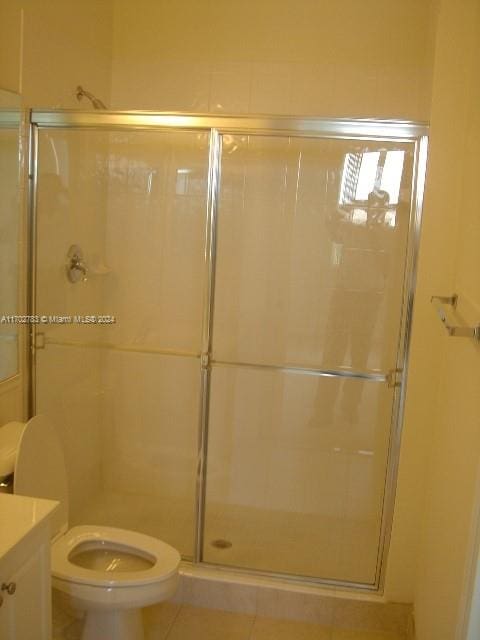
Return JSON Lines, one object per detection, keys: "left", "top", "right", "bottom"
{"left": 1, "top": 415, "right": 69, "bottom": 539}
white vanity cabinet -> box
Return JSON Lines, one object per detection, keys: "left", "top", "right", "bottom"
{"left": 0, "top": 494, "right": 58, "bottom": 639}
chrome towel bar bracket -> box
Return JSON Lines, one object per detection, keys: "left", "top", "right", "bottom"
{"left": 431, "top": 294, "right": 480, "bottom": 341}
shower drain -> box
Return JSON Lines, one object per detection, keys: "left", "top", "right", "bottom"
{"left": 211, "top": 538, "right": 232, "bottom": 549}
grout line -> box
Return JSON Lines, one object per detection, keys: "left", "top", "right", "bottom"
{"left": 163, "top": 602, "right": 184, "bottom": 639}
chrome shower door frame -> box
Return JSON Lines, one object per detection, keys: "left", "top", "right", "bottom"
{"left": 27, "top": 111, "right": 428, "bottom": 593}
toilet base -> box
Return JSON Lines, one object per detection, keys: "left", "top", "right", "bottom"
{"left": 81, "top": 608, "right": 144, "bottom": 640}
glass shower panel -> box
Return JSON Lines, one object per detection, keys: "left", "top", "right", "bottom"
{"left": 203, "top": 365, "right": 393, "bottom": 583}
{"left": 204, "top": 133, "right": 415, "bottom": 583}
{"left": 35, "top": 128, "right": 209, "bottom": 558}
{"left": 102, "top": 130, "right": 208, "bottom": 352}
{"left": 213, "top": 135, "right": 414, "bottom": 373}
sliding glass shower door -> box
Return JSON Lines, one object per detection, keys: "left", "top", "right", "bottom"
{"left": 30, "top": 112, "right": 426, "bottom": 589}
{"left": 203, "top": 134, "right": 415, "bottom": 585}
{"left": 34, "top": 127, "right": 209, "bottom": 558}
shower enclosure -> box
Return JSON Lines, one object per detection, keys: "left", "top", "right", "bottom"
{"left": 28, "top": 112, "right": 427, "bottom": 590}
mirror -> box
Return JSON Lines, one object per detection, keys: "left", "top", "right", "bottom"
{"left": 0, "top": 88, "right": 21, "bottom": 382}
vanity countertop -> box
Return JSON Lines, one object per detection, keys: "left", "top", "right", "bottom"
{"left": 0, "top": 493, "right": 58, "bottom": 560}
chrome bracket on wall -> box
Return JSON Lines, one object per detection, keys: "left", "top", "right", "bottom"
{"left": 431, "top": 294, "right": 480, "bottom": 341}
{"left": 386, "top": 368, "right": 403, "bottom": 388}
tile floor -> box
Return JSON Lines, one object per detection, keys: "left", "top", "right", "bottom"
{"left": 53, "top": 601, "right": 406, "bottom": 640}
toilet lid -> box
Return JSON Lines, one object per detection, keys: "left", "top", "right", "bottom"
{"left": 14, "top": 415, "right": 68, "bottom": 538}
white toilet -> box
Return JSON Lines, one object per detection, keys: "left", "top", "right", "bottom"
{"left": 0, "top": 415, "right": 181, "bottom": 640}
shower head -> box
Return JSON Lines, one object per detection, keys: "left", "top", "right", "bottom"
{"left": 75, "top": 85, "right": 107, "bottom": 110}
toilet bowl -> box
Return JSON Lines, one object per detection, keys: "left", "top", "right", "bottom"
{"left": 1, "top": 415, "right": 181, "bottom": 640}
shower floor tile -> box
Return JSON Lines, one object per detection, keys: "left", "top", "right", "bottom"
{"left": 204, "top": 502, "right": 377, "bottom": 582}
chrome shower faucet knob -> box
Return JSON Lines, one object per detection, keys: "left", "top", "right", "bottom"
{"left": 66, "top": 244, "right": 88, "bottom": 283}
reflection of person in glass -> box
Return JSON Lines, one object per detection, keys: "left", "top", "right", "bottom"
{"left": 318, "top": 187, "right": 396, "bottom": 425}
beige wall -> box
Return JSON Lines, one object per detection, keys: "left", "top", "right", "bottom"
{"left": 0, "top": 0, "right": 113, "bottom": 107}
{"left": 0, "top": 4, "right": 23, "bottom": 94}
{"left": 409, "top": 1, "right": 480, "bottom": 638}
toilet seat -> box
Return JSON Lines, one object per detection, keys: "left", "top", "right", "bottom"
{"left": 52, "top": 525, "right": 180, "bottom": 588}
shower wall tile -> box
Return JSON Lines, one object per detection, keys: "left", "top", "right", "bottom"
{"left": 150, "top": 62, "right": 210, "bottom": 113}
{"left": 36, "top": 344, "right": 102, "bottom": 521}
{"left": 289, "top": 64, "right": 335, "bottom": 117}
{"left": 213, "top": 134, "right": 412, "bottom": 374}
{"left": 102, "top": 130, "right": 208, "bottom": 352}
{"left": 249, "top": 63, "right": 292, "bottom": 115}
{"left": 111, "top": 56, "right": 432, "bottom": 120}
{"left": 35, "top": 130, "right": 109, "bottom": 522}
{"left": 35, "top": 130, "right": 108, "bottom": 344}
{"left": 209, "top": 63, "right": 251, "bottom": 113}
{"left": 99, "top": 349, "right": 200, "bottom": 554}
{"left": 101, "top": 350, "right": 200, "bottom": 502}
{"left": 35, "top": 127, "right": 209, "bottom": 557}
{"left": 376, "top": 67, "right": 422, "bottom": 121}
{"left": 331, "top": 64, "right": 379, "bottom": 119}
{"left": 111, "top": 0, "right": 435, "bottom": 122}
